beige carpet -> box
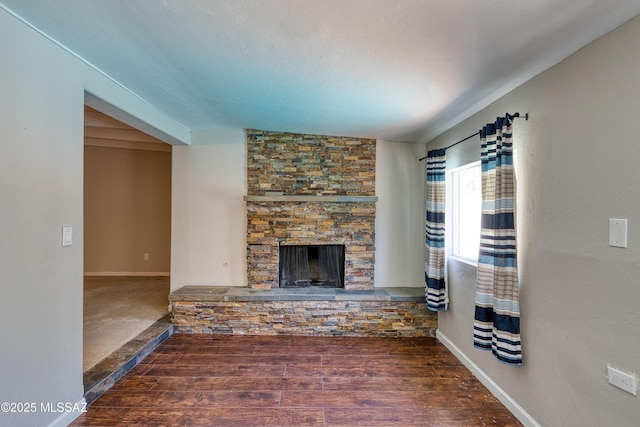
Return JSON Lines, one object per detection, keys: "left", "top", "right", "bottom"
{"left": 83, "top": 276, "right": 169, "bottom": 371}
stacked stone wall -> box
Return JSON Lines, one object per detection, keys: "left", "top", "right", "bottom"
{"left": 171, "top": 300, "right": 437, "bottom": 337}
{"left": 245, "top": 130, "right": 376, "bottom": 289}
{"left": 246, "top": 130, "right": 375, "bottom": 196}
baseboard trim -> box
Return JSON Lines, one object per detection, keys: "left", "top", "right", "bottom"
{"left": 436, "top": 330, "right": 541, "bottom": 427}
{"left": 47, "top": 397, "right": 87, "bottom": 427}
{"left": 84, "top": 272, "right": 170, "bottom": 277}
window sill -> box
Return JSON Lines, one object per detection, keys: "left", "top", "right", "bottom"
{"left": 448, "top": 255, "right": 477, "bottom": 268}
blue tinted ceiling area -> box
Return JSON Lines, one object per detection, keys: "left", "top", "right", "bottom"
{"left": 2, "top": 0, "right": 640, "bottom": 141}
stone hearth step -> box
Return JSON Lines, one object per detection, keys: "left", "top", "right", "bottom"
{"left": 169, "top": 287, "right": 437, "bottom": 337}
{"left": 170, "top": 286, "right": 425, "bottom": 302}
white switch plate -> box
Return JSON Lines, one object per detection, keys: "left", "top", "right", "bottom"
{"left": 62, "top": 226, "right": 73, "bottom": 247}
{"left": 608, "top": 365, "right": 637, "bottom": 395}
{"left": 609, "top": 219, "right": 627, "bottom": 248}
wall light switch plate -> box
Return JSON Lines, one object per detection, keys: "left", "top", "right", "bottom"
{"left": 609, "top": 219, "right": 628, "bottom": 248}
{"left": 62, "top": 226, "right": 73, "bottom": 247}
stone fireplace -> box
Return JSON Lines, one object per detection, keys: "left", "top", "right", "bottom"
{"left": 244, "top": 130, "right": 377, "bottom": 290}
{"left": 169, "top": 129, "right": 437, "bottom": 338}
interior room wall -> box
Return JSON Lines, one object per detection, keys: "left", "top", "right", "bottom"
{"left": 375, "top": 140, "right": 425, "bottom": 287}
{"left": 171, "top": 128, "right": 248, "bottom": 291}
{"left": 0, "top": 11, "right": 84, "bottom": 427}
{"left": 84, "top": 145, "right": 172, "bottom": 275}
{"left": 426, "top": 14, "right": 640, "bottom": 427}
{"left": 0, "top": 8, "right": 188, "bottom": 426}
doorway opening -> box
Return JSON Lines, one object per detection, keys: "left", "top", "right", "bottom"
{"left": 83, "top": 105, "right": 172, "bottom": 373}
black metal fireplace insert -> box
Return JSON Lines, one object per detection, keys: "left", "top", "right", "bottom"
{"left": 278, "top": 244, "right": 345, "bottom": 288}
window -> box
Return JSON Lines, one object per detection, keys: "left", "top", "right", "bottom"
{"left": 449, "top": 161, "right": 481, "bottom": 264}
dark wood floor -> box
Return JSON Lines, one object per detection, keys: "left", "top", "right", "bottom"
{"left": 71, "top": 334, "right": 522, "bottom": 426}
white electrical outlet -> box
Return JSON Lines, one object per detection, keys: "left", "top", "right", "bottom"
{"left": 144, "top": 253, "right": 149, "bottom": 261}
{"left": 608, "top": 365, "right": 638, "bottom": 396}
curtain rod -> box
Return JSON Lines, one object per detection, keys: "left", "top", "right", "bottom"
{"left": 418, "top": 112, "right": 528, "bottom": 161}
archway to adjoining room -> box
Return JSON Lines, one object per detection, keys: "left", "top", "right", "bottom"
{"left": 82, "top": 104, "right": 172, "bottom": 374}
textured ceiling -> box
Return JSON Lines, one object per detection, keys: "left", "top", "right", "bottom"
{"left": 2, "top": 0, "right": 640, "bottom": 142}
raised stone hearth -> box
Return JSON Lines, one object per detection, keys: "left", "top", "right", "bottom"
{"left": 169, "top": 286, "right": 437, "bottom": 337}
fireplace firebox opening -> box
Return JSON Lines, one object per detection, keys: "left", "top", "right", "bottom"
{"left": 279, "top": 244, "right": 345, "bottom": 288}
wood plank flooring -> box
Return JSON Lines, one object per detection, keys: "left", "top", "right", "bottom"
{"left": 71, "top": 334, "right": 522, "bottom": 426}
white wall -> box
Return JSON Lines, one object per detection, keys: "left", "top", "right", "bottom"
{"left": 427, "top": 14, "right": 640, "bottom": 427}
{"left": 375, "top": 140, "right": 425, "bottom": 287}
{"left": 171, "top": 129, "right": 247, "bottom": 291}
{"left": 0, "top": 8, "right": 188, "bottom": 426}
{"left": 0, "top": 11, "right": 84, "bottom": 427}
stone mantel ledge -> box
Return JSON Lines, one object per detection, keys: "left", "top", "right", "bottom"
{"left": 170, "top": 286, "right": 424, "bottom": 303}
{"left": 243, "top": 195, "right": 378, "bottom": 203}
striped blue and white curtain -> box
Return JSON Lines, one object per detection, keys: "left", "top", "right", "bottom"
{"left": 425, "top": 148, "right": 447, "bottom": 311}
{"left": 473, "top": 115, "right": 522, "bottom": 365}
